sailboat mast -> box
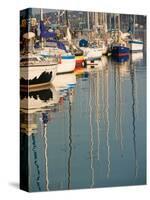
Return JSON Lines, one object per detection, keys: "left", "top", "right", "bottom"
{"left": 117, "top": 14, "right": 120, "bottom": 42}
{"left": 87, "top": 12, "right": 90, "bottom": 30}
{"left": 65, "top": 10, "right": 69, "bottom": 27}
{"left": 133, "top": 15, "right": 135, "bottom": 35}
{"left": 40, "top": 8, "right": 44, "bottom": 48}
{"left": 118, "top": 14, "right": 120, "bottom": 31}
{"left": 105, "top": 13, "right": 108, "bottom": 33}
{"left": 40, "top": 9, "right": 43, "bottom": 21}
{"left": 57, "top": 10, "right": 60, "bottom": 24}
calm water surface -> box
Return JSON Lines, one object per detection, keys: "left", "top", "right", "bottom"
{"left": 20, "top": 53, "right": 146, "bottom": 192}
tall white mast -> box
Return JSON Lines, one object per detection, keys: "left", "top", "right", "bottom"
{"left": 87, "top": 12, "right": 90, "bottom": 30}
{"left": 40, "top": 8, "right": 43, "bottom": 21}
{"left": 104, "top": 13, "right": 108, "bottom": 33}
{"left": 95, "top": 12, "right": 99, "bottom": 30}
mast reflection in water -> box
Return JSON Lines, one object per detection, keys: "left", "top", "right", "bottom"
{"left": 20, "top": 54, "right": 146, "bottom": 192}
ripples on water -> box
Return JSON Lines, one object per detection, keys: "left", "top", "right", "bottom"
{"left": 20, "top": 53, "right": 146, "bottom": 192}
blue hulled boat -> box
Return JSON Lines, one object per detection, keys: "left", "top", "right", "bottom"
{"left": 112, "top": 45, "right": 129, "bottom": 57}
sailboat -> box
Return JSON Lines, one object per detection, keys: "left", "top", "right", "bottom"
{"left": 128, "top": 15, "right": 143, "bottom": 52}
{"left": 20, "top": 30, "right": 58, "bottom": 88}
{"left": 63, "top": 11, "right": 85, "bottom": 67}
{"left": 79, "top": 39, "right": 103, "bottom": 65}
{"left": 129, "top": 39, "right": 143, "bottom": 52}
{"left": 20, "top": 52, "right": 58, "bottom": 87}
{"left": 111, "top": 15, "right": 129, "bottom": 58}
{"left": 36, "top": 9, "right": 76, "bottom": 75}
{"left": 111, "top": 39, "right": 129, "bottom": 58}
{"left": 79, "top": 12, "right": 103, "bottom": 65}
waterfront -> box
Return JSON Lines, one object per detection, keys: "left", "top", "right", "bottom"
{"left": 20, "top": 53, "right": 146, "bottom": 191}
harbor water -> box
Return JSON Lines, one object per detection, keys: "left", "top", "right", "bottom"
{"left": 20, "top": 53, "right": 146, "bottom": 192}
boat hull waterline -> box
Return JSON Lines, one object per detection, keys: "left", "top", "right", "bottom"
{"left": 20, "top": 64, "right": 57, "bottom": 87}
{"left": 57, "top": 55, "right": 76, "bottom": 74}
{"left": 112, "top": 46, "right": 129, "bottom": 57}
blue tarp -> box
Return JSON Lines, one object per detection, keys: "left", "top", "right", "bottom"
{"left": 39, "top": 21, "right": 67, "bottom": 52}
{"left": 79, "top": 39, "right": 88, "bottom": 47}
{"left": 40, "top": 21, "right": 56, "bottom": 39}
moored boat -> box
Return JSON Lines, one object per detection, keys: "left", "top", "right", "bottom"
{"left": 128, "top": 39, "right": 143, "bottom": 52}
{"left": 98, "top": 41, "right": 108, "bottom": 55}
{"left": 111, "top": 45, "right": 129, "bottom": 57}
{"left": 75, "top": 55, "right": 85, "bottom": 66}
{"left": 81, "top": 47, "right": 102, "bottom": 65}
{"left": 79, "top": 39, "right": 102, "bottom": 65}
{"left": 57, "top": 54, "right": 76, "bottom": 74}
{"left": 20, "top": 53, "right": 58, "bottom": 88}
{"left": 36, "top": 39, "right": 76, "bottom": 74}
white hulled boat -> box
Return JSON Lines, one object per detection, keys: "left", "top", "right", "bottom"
{"left": 128, "top": 39, "right": 143, "bottom": 52}
{"left": 36, "top": 19, "right": 76, "bottom": 74}
{"left": 79, "top": 39, "right": 102, "bottom": 65}
{"left": 20, "top": 53, "right": 58, "bottom": 88}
